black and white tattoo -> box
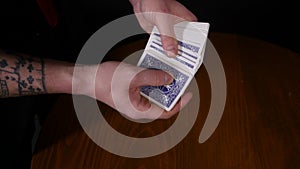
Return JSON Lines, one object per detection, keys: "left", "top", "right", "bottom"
{"left": 0, "top": 79, "right": 9, "bottom": 97}
{"left": 0, "top": 51, "right": 47, "bottom": 97}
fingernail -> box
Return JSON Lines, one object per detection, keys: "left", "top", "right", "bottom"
{"left": 165, "top": 46, "right": 177, "bottom": 57}
{"left": 165, "top": 73, "right": 173, "bottom": 84}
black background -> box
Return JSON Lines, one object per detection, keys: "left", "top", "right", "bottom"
{"left": 0, "top": 1, "right": 298, "bottom": 168}
{"left": 0, "top": 0, "right": 299, "bottom": 59}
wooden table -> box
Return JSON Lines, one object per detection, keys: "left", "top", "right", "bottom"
{"left": 31, "top": 33, "right": 300, "bottom": 169}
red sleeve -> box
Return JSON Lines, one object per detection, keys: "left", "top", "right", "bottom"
{"left": 36, "top": 0, "right": 58, "bottom": 28}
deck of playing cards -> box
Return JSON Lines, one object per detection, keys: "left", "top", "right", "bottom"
{"left": 137, "top": 21, "right": 210, "bottom": 111}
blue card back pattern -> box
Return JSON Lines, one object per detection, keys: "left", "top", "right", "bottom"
{"left": 139, "top": 54, "right": 190, "bottom": 109}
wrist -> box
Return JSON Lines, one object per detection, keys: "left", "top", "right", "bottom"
{"left": 44, "top": 60, "right": 74, "bottom": 94}
{"left": 71, "top": 64, "right": 97, "bottom": 97}
{"left": 72, "top": 61, "right": 121, "bottom": 107}
{"left": 71, "top": 62, "right": 113, "bottom": 100}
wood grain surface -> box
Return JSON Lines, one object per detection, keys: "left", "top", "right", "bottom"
{"left": 31, "top": 33, "right": 300, "bottom": 169}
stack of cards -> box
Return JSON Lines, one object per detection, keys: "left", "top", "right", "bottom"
{"left": 137, "top": 21, "right": 210, "bottom": 111}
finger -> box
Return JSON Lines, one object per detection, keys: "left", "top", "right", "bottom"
{"left": 160, "top": 35, "right": 178, "bottom": 58}
{"left": 131, "top": 69, "right": 173, "bottom": 87}
{"left": 151, "top": 12, "right": 179, "bottom": 57}
{"left": 129, "top": 92, "right": 192, "bottom": 120}
{"left": 159, "top": 92, "right": 193, "bottom": 119}
{"left": 129, "top": 87, "right": 151, "bottom": 112}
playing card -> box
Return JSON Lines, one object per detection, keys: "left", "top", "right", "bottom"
{"left": 139, "top": 53, "right": 192, "bottom": 110}
{"left": 137, "top": 21, "right": 209, "bottom": 111}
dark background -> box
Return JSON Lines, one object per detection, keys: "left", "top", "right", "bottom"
{"left": 0, "top": 0, "right": 298, "bottom": 168}
{"left": 0, "top": 0, "right": 299, "bottom": 59}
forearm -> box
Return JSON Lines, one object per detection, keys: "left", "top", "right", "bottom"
{"left": 0, "top": 50, "right": 73, "bottom": 98}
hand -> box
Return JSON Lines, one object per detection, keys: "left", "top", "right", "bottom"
{"left": 74, "top": 61, "right": 192, "bottom": 120}
{"left": 130, "top": 0, "right": 197, "bottom": 57}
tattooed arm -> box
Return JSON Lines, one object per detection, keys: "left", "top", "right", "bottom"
{"left": 0, "top": 50, "right": 191, "bottom": 119}
{"left": 0, "top": 50, "right": 73, "bottom": 97}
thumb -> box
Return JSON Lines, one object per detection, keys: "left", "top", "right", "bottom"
{"left": 160, "top": 35, "right": 178, "bottom": 58}
{"left": 153, "top": 13, "right": 178, "bottom": 57}
{"left": 131, "top": 69, "right": 173, "bottom": 87}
